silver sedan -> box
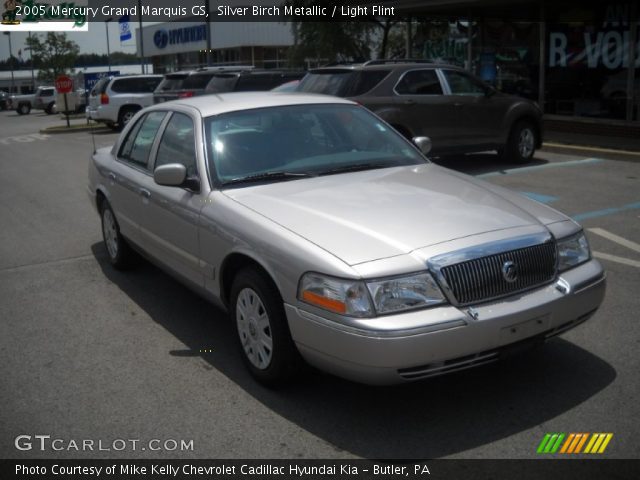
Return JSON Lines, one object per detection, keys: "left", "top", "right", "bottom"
{"left": 88, "top": 93, "right": 606, "bottom": 386}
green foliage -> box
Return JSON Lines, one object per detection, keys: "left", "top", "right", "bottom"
{"left": 25, "top": 32, "right": 79, "bottom": 82}
{"left": 284, "top": 1, "right": 406, "bottom": 65}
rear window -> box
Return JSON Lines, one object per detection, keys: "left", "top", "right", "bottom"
{"left": 182, "top": 72, "right": 217, "bottom": 90}
{"left": 205, "top": 74, "right": 240, "bottom": 93}
{"left": 297, "top": 70, "right": 355, "bottom": 96}
{"left": 156, "top": 74, "right": 189, "bottom": 92}
{"left": 350, "top": 70, "right": 391, "bottom": 95}
{"left": 90, "top": 77, "right": 111, "bottom": 96}
{"left": 111, "top": 77, "right": 162, "bottom": 93}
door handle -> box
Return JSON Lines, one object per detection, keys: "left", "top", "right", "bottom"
{"left": 453, "top": 102, "right": 463, "bottom": 107}
{"left": 404, "top": 99, "right": 416, "bottom": 105}
{"left": 108, "top": 172, "right": 116, "bottom": 181}
{"left": 139, "top": 188, "right": 151, "bottom": 199}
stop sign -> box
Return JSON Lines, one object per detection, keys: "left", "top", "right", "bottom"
{"left": 55, "top": 75, "right": 73, "bottom": 94}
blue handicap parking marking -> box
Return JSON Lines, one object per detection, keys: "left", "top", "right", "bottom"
{"left": 519, "top": 192, "right": 559, "bottom": 204}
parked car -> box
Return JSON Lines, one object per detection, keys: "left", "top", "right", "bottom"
{"left": 12, "top": 86, "right": 57, "bottom": 115}
{"left": 88, "top": 92, "right": 605, "bottom": 386}
{"left": 86, "top": 74, "right": 163, "bottom": 129}
{"left": 297, "top": 60, "right": 543, "bottom": 163}
{"left": 204, "top": 70, "right": 306, "bottom": 94}
{"left": 154, "top": 66, "right": 254, "bottom": 104}
{"left": 271, "top": 79, "right": 300, "bottom": 92}
{"left": 0, "top": 90, "right": 11, "bottom": 110}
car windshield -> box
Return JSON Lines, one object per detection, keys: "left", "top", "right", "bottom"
{"left": 205, "top": 104, "right": 426, "bottom": 186}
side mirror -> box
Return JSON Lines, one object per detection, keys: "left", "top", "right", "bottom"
{"left": 154, "top": 163, "right": 187, "bottom": 187}
{"left": 412, "top": 136, "right": 432, "bottom": 156}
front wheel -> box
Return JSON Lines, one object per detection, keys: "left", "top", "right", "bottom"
{"left": 504, "top": 120, "right": 537, "bottom": 164}
{"left": 100, "top": 201, "right": 133, "bottom": 270}
{"left": 230, "top": 268, "right": 301, "bottom": 386}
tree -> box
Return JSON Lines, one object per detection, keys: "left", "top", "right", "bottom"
{"left": 25, "top": 32, "right": 79, "bottom": 82}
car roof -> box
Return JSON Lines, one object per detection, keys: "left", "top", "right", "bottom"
{"left": 146, "top": 92, "right": 355, "bottom": 117}
{"left": 310, "top": 62, "right": 461, "bottom": 71}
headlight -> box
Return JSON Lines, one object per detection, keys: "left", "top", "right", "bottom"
{"left": 298, "top": 273, "right": 373, "bottom": 317}
{"left": 367, "top": 273, "right": 446, "bottom": 314}
{"left": 298, "top": 272, "right": 446, "bottom": 317}
{"left": 557, "top": 232, "right": 590, "bottom": 272}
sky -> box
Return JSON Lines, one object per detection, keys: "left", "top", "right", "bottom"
{"left": 1, "top": 22, "right": 143, "bottom": 61}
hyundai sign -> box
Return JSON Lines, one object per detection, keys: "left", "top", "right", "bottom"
{"left": 152, "top": 24, "right": 207, "bottom": 50}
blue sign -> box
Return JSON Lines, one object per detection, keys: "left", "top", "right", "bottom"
{"left": 119, "top": 15, "right": 132, "bottom": 42}
{"left": 83, "top": 71, "right": 120, "bottom": 94}
{"left": 154, "top": 30, "right": 169, "bottom": 49}
{"left": 153, "top": 25, "right": 206, "bottom": 49}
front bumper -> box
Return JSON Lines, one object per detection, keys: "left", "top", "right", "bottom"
{"left": 286, "top": 259, "right": 605, "bottom": 385}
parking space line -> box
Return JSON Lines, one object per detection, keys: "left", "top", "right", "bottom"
{"left": 593, "top": 252, "right": 640, "bottom": 268}
{"left": 477, "top": 158, "right": 604, "bottom": 178}
{"left": 572, "top": 201, "right": 640, "bottom": 222}
{"left": 543, "top": 142, "right": 640, "bottom": 158}
{"left": 588, "top": 228, "right": 640, "bottom": 254}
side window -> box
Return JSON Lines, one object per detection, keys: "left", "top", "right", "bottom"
{"left": 443, "top": 70, "right": 487, "bottom": 96}
{"left": 118, "top": 111, "right": 166, "bottom": 169}
{"left": 395, "top": 70, "right": 443, "bottom": 95}
{"left": 154, "top": 113, "right": 197, "bottom": 177}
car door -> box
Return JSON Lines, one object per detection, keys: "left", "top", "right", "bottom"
{"left": 440, "top": 69, "right": 508, "bottom": 149}
{"left": 138, "top": 111, "right": 203, "bottom": 287}
{"left": 390, "top": 68, "right": 454, "bottom": 151}
{"left": 109, "top": 111, "right": 167, "bottom": 246}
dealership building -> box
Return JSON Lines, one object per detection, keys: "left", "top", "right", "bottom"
{"left": 137, "top": 21, "right": 294, "bottom": 72}
{"left": 389, "top": 0, "right": 638, "bottom": 127}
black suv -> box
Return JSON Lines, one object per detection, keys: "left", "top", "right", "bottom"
{"left": 154, "top": 67, "right": 305, "bottom": 103}
{"left": 154, "top": 66, "right": 253, "bottom": 103}
{"left": 204, "top": 70, "right": 305, "bottom": 94}
{"left": 297, "top": 60, "right": 543, "bottom": 163}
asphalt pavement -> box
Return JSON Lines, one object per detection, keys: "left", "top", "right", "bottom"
{"left": 0, "top": 110, "right": 638, "bottom": 460}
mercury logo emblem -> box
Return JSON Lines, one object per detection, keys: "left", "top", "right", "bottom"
{"left": 502, "top": 260, "right": 518, "bottom": 283}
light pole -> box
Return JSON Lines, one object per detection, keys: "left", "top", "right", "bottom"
{"left": 28, "top": 31, "right": 35, "bottom": 90}
{"left": 105, "top": 17, "right": 113, "bottom": 72}
{"left": 3, "top": 32, "right": 15, "bottom": 93}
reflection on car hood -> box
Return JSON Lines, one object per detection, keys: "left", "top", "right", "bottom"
{"left": 223, "top": 164, "right": 554, "bottom": 266}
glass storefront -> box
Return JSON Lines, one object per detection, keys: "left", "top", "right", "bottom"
{"left": 409, "top": 1, "right": 639, "bottom": 123}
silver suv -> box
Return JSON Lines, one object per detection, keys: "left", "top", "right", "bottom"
{"left": 86, "top": 75, "right": 162, "bottom": 130}
{"left": 298, "top": 60, "right": 543, "bottom": 163}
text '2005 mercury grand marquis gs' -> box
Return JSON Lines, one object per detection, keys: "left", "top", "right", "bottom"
{"left": 88, "top": 92, "right": 605, "bottom": 386}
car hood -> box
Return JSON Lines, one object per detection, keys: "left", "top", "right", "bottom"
{"left": 222, "top": 164, "right": 557, "bottom": 266}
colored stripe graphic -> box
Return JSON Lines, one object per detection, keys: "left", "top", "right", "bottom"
{"left": 538, "top": 433, "right": 613, "bottom": 454}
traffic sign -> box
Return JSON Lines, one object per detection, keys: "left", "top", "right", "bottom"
{"left": 55, "top": 75, "right": 73, "bottom": 94}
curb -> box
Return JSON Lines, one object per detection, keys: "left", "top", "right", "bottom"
{"left": 40, "top": 125, "right": 113, "bottom": 134}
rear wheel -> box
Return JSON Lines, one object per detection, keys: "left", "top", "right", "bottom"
{"left": 45, "top": 102, "right": 56, "bottom": 114}
{"left": 17, "top": 103, "right": 30, "bottom": 115}
{"left": 118, "top": 107, "right": 139, "bottom": 129}
{"left": 100, "top": 201, "right": 133, "bottom": 270}
{"left": 504, "top": 120, "right": 537, "bottom": 164}
{"left": 230, "top": 267, "right": 301, "bottom": 386}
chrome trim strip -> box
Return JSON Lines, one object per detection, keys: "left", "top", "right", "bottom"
{"left": 294, "top": 306, "right": 467, "bottom": 338}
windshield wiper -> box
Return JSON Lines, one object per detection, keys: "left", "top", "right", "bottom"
{"left": 223, "top": 171, "right": 314, "bottom": 186}
{"left": 318, "top": 163, "right": 390, "bottom": 176}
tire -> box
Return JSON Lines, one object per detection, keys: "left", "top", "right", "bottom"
{"left": 230, "top": 267, "right": 302, "bottom": 386}
{"left": 100, "top": 201, "right": 133, "bottom": 270}
{"left": 504, "top": 120, "right": 537, "bottom": 164}
{"left": 45, "top": 102, "right": 56, "bottom": 114}
{"left": 17, "top": 103, "right": 31, "bottom": 115}
{"left": 118, "top": 107, "right": 139, "bottom": 129}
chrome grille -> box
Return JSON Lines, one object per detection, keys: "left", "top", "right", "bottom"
{"left": 440, "top": 242, "right": 557, "bottom": 305}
